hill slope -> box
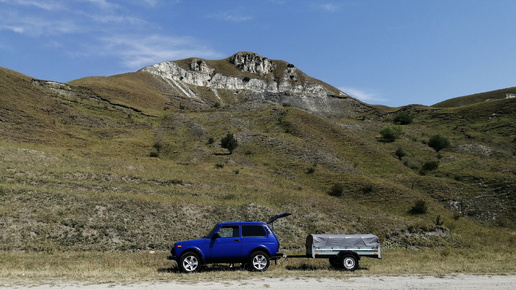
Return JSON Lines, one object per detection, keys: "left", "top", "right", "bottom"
{"left": 0, "top": 56, "right": 515, "bottom": 253}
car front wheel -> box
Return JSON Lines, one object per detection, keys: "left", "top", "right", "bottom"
{"left": 179, "top": 252, "right": 202, "bottom": 273}
{"left": 249, "top": 251, "right": 270, "bottom": 272}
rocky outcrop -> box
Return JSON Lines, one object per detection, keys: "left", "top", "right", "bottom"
{"left": 139, "top": 51, "right": 375, "bottom": 117}
{"left": 228, "top": 52, "right": 276, "bottom": 76}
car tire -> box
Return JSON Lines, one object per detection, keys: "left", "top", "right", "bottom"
{"left": 248, "top": 251, "right": 270, "bottom": 272}
{"left": 179, "top": 252, "right": 202, "bottom": 273}
{"left": 340, "top": 253, "right": 358, "bottom": 271}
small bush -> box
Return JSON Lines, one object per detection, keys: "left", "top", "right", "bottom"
{"left": 421, "top": 161, "right": 439, "bottom": 173}
{"left": 435, "top": 215, "right": 444, "bottom": 226}
{"left": 393, "top": 113, "right": 413, "bottom": 125}
{"left": 379, "top": 125, "right": 404, "bottom": 142}
{"left": 221, "top": 133, "right": 238, "bottom": 154}
{"left": 410, "top": 199, "right": 428, "bottom": 215}
{"left": 362, "top": 184, "right": 375, "bottom": 194}
{"left": 428, "top": 134, "right": 450, "bottom": 152}
{"left": 328, "top": 183, "right": 344, "bottom": 197}
{"left": 395, "top": 147, "right": 406, "bottom": 160}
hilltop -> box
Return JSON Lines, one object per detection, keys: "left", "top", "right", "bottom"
{"left": 0, "top": 52, "right": 515, "bottom": 254}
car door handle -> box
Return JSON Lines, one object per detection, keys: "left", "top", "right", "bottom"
{"left": 234, "top": 239, "right": 240, "bottom": 242}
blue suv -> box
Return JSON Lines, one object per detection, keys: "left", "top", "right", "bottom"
{"left": 169, "top": 214, "right": 289, "bottom": 273}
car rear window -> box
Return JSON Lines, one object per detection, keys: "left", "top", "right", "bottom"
{"left": 242, "top": 225, "right": 267, "bottom": 237}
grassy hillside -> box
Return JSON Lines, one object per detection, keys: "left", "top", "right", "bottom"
{"left": 1, "top": 66, "right": 515, "bottom": 263}
{"left": 433, "top": 87, "right": 516, "bottom": 107}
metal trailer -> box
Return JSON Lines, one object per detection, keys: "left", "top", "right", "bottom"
{"left": 282, "top": 234, "right": 381, "bottom": 271}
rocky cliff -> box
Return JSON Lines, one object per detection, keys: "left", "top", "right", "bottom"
{"left": 139, "top": 52, "right": 376, "bottom": 117}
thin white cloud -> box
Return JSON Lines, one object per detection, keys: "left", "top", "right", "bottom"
{"left": 210, "top": 11, "right": 254, "bottom": 22}
{"left": 0, "top": 14, "right": 80, "bottom": 36}
{"left": 339, "top": 87, "right": 386, "bottom": 104}
{"left": 1, "top": 0, "right": 224, "bottom": 72}
{"left": 320, "top": 3, "right": 339, "bottom": 13}
{"left": 98, "top": 34, "right": 222, "bottom": 69}
{"left": 0, "top": 0, "right": 64, "bottom": 10}
{"left": 81, "top": 0, "right": 118, "bottom": 10}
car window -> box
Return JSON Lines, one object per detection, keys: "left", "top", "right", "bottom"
{"left": 217, "top": 226, "right": 239, "bottom": 238}
{"left": 242, "top": 225, "right": 267, "bottom": 237}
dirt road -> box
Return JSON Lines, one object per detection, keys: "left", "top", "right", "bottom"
{"left": 2, "top": 275, "right": 515, "bottom": 289}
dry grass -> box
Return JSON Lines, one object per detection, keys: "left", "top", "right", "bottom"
{"left": 1, "top": 248, "right": 515, "bottom": 287}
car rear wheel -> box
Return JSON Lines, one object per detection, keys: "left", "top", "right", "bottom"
{"left": 249, "top": 251, "right": 270, "bottom": 272}
{"left": 179, "top": 252, "right": 202, "bottom": 273}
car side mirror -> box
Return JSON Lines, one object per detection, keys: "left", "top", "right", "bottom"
{"left": 212, "top": 233, "right": 220, "bottom": 239}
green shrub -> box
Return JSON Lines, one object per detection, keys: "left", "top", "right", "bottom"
{"left": 221, "top": 133, "right": 238, "bottom": 154}
{"left": 421, "top": 161, "right": 439, "bottom": 172}
{"left": 328, "top": 183, "right": 344, "bottom": 197}
{"left": 393, "top": 113, "right": 413, "bottom": 125}
{"left": 395, "top": 147, "right": 407, "bottom": 160}
{"left": 410, "top": 199, "right": 428, "bottom": 215}
{"left": 380, "top": 125, "right": 404, "bottom": 142}
{"left": 428, "top": 134, "right": 450, "bottom": 152}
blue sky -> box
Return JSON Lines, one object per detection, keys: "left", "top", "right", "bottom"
{"left": 1, "top": 0, "right": 515, "bottom": 107}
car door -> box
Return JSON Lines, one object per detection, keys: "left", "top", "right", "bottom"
{"left": 208, "top": 225, "right": 242, "bottom": 262}
{"left": 241, "top": 225, "right": 271, "bottom": 256}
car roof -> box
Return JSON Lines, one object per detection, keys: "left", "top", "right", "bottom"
{"left": 217, "top": 222, "right": 267, "bottom": 226}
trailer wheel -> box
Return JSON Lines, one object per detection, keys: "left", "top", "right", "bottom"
{"left": 340, "top": 253, "right": 359, "bottom": 271}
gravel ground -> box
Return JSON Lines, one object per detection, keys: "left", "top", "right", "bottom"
{"left": 2, "top": 275, "right": 515, "bottom": 290}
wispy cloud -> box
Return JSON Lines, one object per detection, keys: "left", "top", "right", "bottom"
{"left": 81, "top": 0, "right": 118, "bottom": 10}
{"left": 1, "top": 0, "right": 223, "bottom": 69}
{"left": 0, "top": 0, "right": 65, "bottom": 10}
{"left": 0, "top": 13, "right": 80, "bottom": 36}
{"left": 320, "top": 3, "right": 339, "bottom": 13}
{"left": 339, "top": 87, "right": 386, "bottom": 104}
{"left": 210, "top": 11, "right": 254, "bottom": 22}
{"left": 97, "top": 34, "right": 222, "bottom": 69}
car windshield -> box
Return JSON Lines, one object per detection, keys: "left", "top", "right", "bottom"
{"left": 203, "top": 224, "right": 219, "bottom": 238}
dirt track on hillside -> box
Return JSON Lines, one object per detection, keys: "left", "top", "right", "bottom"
{"left": 2, "top": 275, "right": 515, "bottom": 289}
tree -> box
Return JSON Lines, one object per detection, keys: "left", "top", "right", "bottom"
{"left": 428, "top": 134, "right": 450, "bottom": 152}
{"left": 221, "top": 133, "right": 238, "bottom": 154}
